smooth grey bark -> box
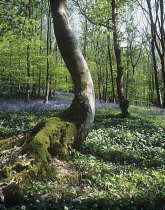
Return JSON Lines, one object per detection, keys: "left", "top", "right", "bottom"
{"left": 50, "top": 0, "right": 95, "bottom": 149}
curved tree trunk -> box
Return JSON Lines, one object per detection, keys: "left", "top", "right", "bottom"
{"left": 50, "top": 0, "right": 95, "bottom": 148}
{"left": 0, "top": 0, "right": 95, "bottom": 192}
{"left": 1, "top": 1, "right": 95, "bottom": 205}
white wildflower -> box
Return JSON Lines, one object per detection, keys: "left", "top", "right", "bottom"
{"left": 73, "top": 198, "right": 82, "bottom": 204}
{"left": 1, "top": 195, "right": 4, "bottom": 203}
{"left": 36, "top": 199, "right": 40, "bottom": 203}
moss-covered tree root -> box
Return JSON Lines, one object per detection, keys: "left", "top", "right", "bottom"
{"left": 0, "top": 116, "right": 77, "bottom": 207}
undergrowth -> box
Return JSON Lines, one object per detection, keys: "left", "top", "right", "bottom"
{"left": 0, "top": 98, "right": 165, "bottom": 209}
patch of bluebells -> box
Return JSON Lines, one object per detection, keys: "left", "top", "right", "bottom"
{"left": 55, "top": 90, "right": 74, "bottom": 96}
{"left": 1, "top": 96, "right": 164, "bottom": 113}
{"left": 131, "top": 105, "right": 165, "bottom": 116}
{"left": 1, "top": 90, "right": 164, "bottom": 113}
{"left": 0, "top": 103, "right": 70, "bottom": 111}
{"left": 26, "top": 104, "right": 70, "bottom": 110}
{"left": 0, "top": 95, "right": 120, "bottom": 111}
{"left": 0, "top": 91, "right": 74, "bottom": 110}
{"left": 147, "top": 108, "right": 165, "bottom": 115}
{"left": 0, "top": 99, "right": 71, "bottom": 111}
{"left": 96, "top": 102, "right": 119, "bottom": 107}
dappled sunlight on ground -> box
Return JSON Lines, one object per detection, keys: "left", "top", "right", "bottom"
{"left": 0, "top": 92, "right": 165, "bottom": 209}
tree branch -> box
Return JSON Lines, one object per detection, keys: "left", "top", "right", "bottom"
{"left": 73, "top": 0, "right": 112, "bottom": 30}
{"left": 0, "top": 1, "right": 28, "bottom": 7}
{"left": 0, "top": 1, "right": 18, "bottom": 6}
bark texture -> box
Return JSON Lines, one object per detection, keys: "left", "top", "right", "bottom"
{"left": 146, "top": 0, "right": 165, "bottom": 107}
{"left": 0, "top": 0, "right": 95, "bottom": 194}
{"left": 0, "top": 0, "right": 95, "bottom": 204}
{"left": 50, "top": 0, "right": 95, "bottom": 148}
{"left": 111, "top": 0, "right": 130, "bottom": 118}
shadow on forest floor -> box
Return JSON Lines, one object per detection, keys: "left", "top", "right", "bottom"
{"left": 94, "top": 112, "right": 165, "bottom": 133}
{"left": 1, "top": 103, "right": 165, "bottom": 209}
{"left": 84, "top": 113, "right": 165, "bottom": 168}
{"left": 8, "top": 192, "right": 162, "bottom": 210}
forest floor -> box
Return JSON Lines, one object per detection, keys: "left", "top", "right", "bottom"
{"left": 0, "top": 92, "right": 165, "bottom": 209}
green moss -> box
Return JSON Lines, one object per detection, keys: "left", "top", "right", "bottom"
{"left": 0, "top": 135, "right": 26, "bottom": 151}
{"left": 12, "top": 162, "right": 30, "bottom": 173}
{"left": 11, "top": 116, "right": 77, "bottom": 182}
{"left": 0, "top": 167, "right": 8, "bottom": 180}
{"left": 0, "top": 137, "right": 14, "bottom": 148}
{"left": 59, "top": 95, "right": 89, "bottom": 124}
{"left": 1, "top": 116, "right": 77, "bottom": 185}
{"left": 24, "top": 117, "right": 77, "bottom": 160}
{"left": 2, "top": 183, "right": 24, "bottom": 207}
{"left": 80, "top": 81, "right": 87, "bottom": 91}
{"left": 65, "top": 173, "right": 78, "bottom": 183}
{"left": 26, "top": 163, "right": 57, "bottom": 181}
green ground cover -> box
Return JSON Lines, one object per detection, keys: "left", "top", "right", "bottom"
{"left": 0, "top": 97, "right": 165, "bottom": 209}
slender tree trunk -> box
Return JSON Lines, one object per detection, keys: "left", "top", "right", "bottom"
{"left": 105, "top": 55, "right": 109, "bottom": 102}
{"left": 146, "top": 0, "right": 165, "bottom": 106}
{"left": 26, "top": 44, "right": 31, "bottom": 102}
{"left": 38, "top": 0, "right": 43, "bottom": 99}
{"left": 96, "top": 68, "right": 102, "bottom": 102}
{"left": 107, "top": 34, "right": 115, "bottom": 103}
{"left": 151, "top": 39, "right": 162, "bottom": 107}
{"left": 37, "top": 70, "right": 41, "bottom": 98}
{"left": 83, "top": 17, "right": 88, "bottom": 58}
{"left": 159, "top": 0, "right": 165, "bottom": 105}
{"left": 111, "top": 0, "right": 130, "bottom": 117}
{"left": 9, "top": 44, "right": 13, "bottom": 98}
{"left": 25, "top": 0, "right": 32, "bottom": 102}
{"left": 44, "top": 6, "right": 51, "bottom": 104}
{"left": 82, "top": 0, "right": 88, "bottom": 58}
{"left": 50, "top": 0, "right": 95, "bottom": 149}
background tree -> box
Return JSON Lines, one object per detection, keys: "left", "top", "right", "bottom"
{"left": 137, "top": 0, "right": 165, "bottom": 107}
{"left": 74, "top": 0, "right": 130, "bottom": 117}
{"left": 111, "top": 0, "right": 130, "bottom": 117}
{"left": 43, "top": 4, "right": 51, "bottom": 104}
{"left": 1, "top": 0, "right": 165, "bottom": 107}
